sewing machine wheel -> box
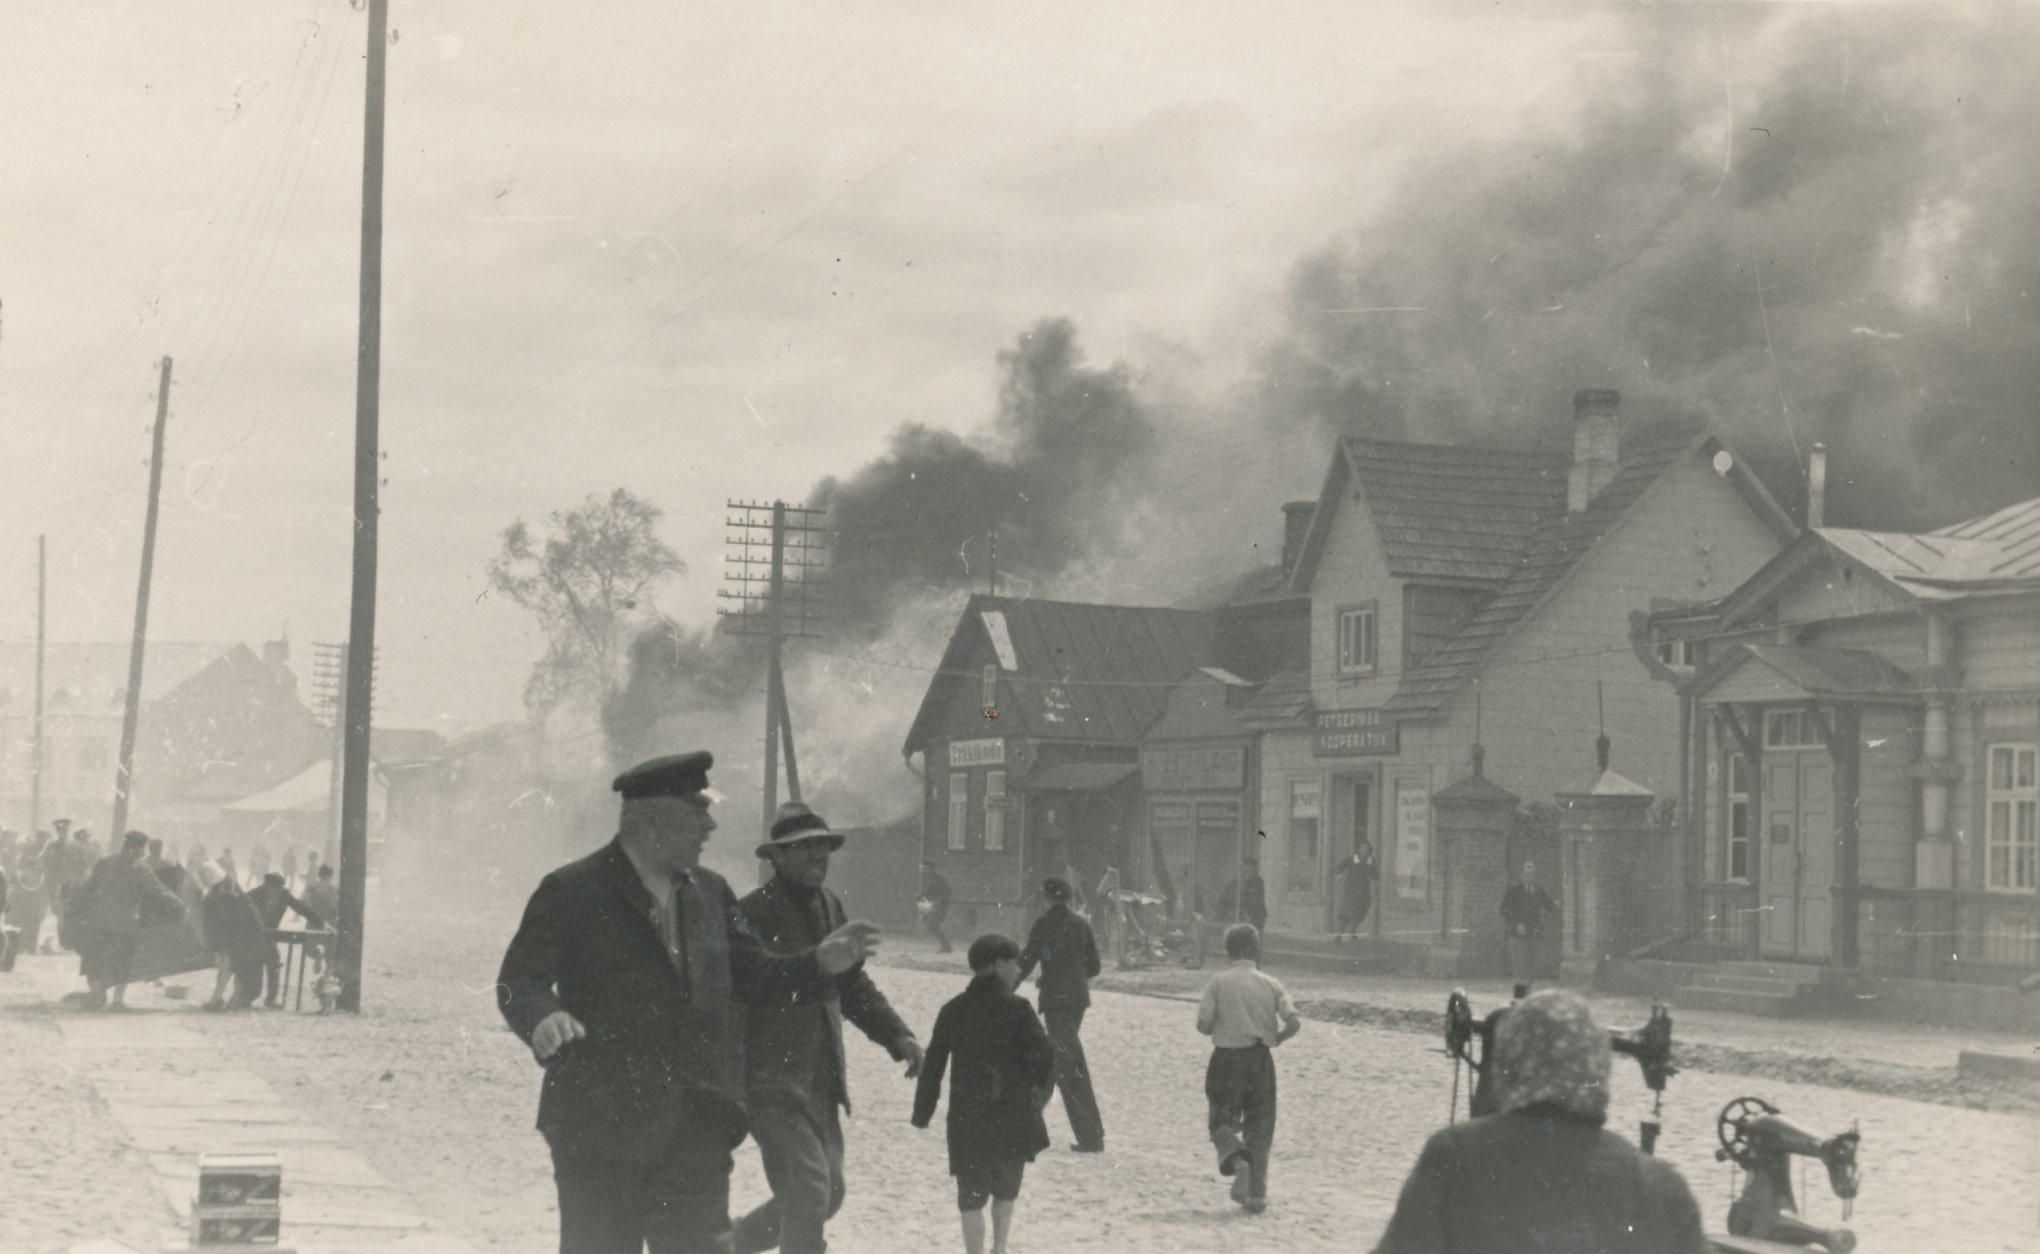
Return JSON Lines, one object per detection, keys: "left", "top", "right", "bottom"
{"left": 1715, "top": 1096, "right": 1780, "bottom": 1167}
{"left": 1444, "top": 990, "right": 1476, "bottom": 1060}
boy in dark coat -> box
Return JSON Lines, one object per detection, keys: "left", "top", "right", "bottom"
{"left": 912, "top": 934, "right": 1055, "bottom": 1254}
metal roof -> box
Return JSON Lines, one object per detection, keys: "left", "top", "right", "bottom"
{"left": 1236, "top": 664, "right": 1314, "bottom": 730}
{"left": 1813, "top": 495, "right": 2040, "bottom": 595}
{"left": 1386, "top": 421, "right": 1716, "bottom": 719}
{"left": 1736, "top": 644, "right": 1915, "bottom": 697}
{"left": 903, "top": 595, "right": 1217, "bottom": 752}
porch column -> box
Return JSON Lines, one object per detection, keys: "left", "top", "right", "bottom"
{"left": 1911, "top": 610, "right": 1961, "bottom": 891}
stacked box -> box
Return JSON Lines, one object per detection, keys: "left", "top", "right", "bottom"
{"left": 193, "top": 1151, "right": 282, "bottom": 1247}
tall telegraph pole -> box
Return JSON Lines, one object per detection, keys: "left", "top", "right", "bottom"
{"left": 718, "top": 500, "right": 827, "bottom": 838}
{"left": 111, "top": 357, "right": 173, "bottom": 839}
{"left": 336, "top": 0, "right": 389, "bottom": 1014}
{"left": 30, "top": 534, "right": 45, "bottom": 836}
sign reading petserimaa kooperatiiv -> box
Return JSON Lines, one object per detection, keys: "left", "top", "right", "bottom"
{"left": 1313, "top": 708, "right": 1398, "bottom": 757}
{"left": 1141, "top": 743, "right": 1247, "bottom": 791}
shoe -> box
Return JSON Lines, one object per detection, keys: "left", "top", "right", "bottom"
{"left": 1243, "top": 1197, "right": 1267, "bottom": 1214}
{"left": 1218, "top": 1148, "right": 1248, "bottom": 1178}
{"left": 1231, "top": 1173, "right": 1250, "bottom": 1206}
{"left": 1071, "top": 1142, "right": 1104, "bottom": 1154}
{"left": 201, "top": 1000, "right": 226, "bottom": 1012}
{"left": 263, "top": 1000, "right": 282, "bottom": 1009}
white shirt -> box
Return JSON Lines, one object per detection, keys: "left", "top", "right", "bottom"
{"left": 1196, "top": 959, "right": 1298, "bottom": 1049}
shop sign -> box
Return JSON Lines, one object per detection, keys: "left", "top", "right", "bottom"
{"left": 1394, "top": 776, "right": 1431, "bottom": 900}
{"left": 1141, "top": 743, "right": 1246, "bottom": 791}
{"left": 1314, "top": 708, "right": 1398, "bottom": 757}
{"left": 948, "top": 737, "right": 1007, "bottom": 768}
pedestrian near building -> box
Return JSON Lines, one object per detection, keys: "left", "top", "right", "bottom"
{"left": 731, "top": 803, "right": 923, "bottom": 1254}
{"left": 1500, "top": 861, "right": 1559, "bottom": 992}
{"left": 496, "top": 751, "right": 883, "bottom": 1254}
{"left": 1334, "top": 840, "right": 1377, "bottom": 941}
{"left": 247, "top": 871, "right": 326, "bottom": 1009}
{"left": 1370, "top": 989, "right": 1709, "bottom": 1253}
{"left": 1016, "top": 876, "right": 1105, "bottom": 1153}
{"left": 7, "top": 830, "right": 54, "bottom": 957}
{"left": 1196, "top": 923, "right": 1301, "bottom": 1215}
{"left": 69, "top": 830, "right": 187, "bottom": 1010}
{"left": 302, "top": 863, "right": 340, "bottom": 974}
{"left": 920, "top": 861, "right": 953, "bottom": 954}
{"left": 911, "top": 933, "right": 1055, "bottom": 1254}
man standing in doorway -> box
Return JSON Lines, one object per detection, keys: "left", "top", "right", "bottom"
{"left": 497, "top": 751, "right": 883, "bottom": 1254}
{"left": 1239, "top": 857, "right": 1268, "bottom": 935}
{"left": 920, "top": 861, "right": 953, "bottom": 954}
{"left": 732, "top": 803, "right": 923, "bottom": 1254}
{"left": 1016, "top": 877, "right": 1105, "bottom": 1154}
{"left": 1500, "top": 860, "right": 1559, "bottom": 993}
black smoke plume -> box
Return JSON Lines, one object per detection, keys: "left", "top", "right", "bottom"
{"left": 603, "top": 317, "right": 1157, "bottom": 767}
{"left": 1254, "top": 3, "right": 2040, "bottom": 528}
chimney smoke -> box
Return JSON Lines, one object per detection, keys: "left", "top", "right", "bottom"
{"left": 1567, "top": 389, "right": 1622, "bottom": 514}
{"left": 1807, "top": 442, "right": 1827, "bottom": 529}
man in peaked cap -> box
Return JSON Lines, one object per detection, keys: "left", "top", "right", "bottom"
{"left": 497, "top": 752, "right": 886, "bottom": 1254}
{"left": 732, "top": 803, "right": 923, "bottom": 1254}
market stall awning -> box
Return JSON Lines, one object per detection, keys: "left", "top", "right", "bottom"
{"left": 1013, "top": 763, "right": 1138, "bottom": 792}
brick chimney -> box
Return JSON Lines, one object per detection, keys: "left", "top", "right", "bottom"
{"left": 1806, "top": 442, "right": 1827, "bottom": 528}
{"left": 1567, "top": 389, "right": 1622, "bottom": 514}
{"left": 1280, "top": 501, "right": 1315, "bottom": 577}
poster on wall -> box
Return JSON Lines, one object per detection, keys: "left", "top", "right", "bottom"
{"left": 1394, "top": 775, "right": 1430, "bottom": 900}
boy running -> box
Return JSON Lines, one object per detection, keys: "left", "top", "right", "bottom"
{"left": 1197, "top": 923, "right": 1302, "bottom": 1214}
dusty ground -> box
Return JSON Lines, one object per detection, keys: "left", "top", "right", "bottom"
{"left": 6, "top": 890, "right": 2038, "bottom": 1253}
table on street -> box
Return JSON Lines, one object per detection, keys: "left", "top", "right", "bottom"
{"left": 267, "top": 928, "right": 335, "bottom": 1010}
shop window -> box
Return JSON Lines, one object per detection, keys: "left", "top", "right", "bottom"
{"left": 946, "top": 771, "right": 969, "bottom": 850}
{"left": 1287, "top": 779, "right": 1321, "bottom": 891}
{"left": 1725, "top": 753, "right": 1751, "bottom": 881}
{"left": 1336, "top": 603, "right": 1378, "bottom": 676}
{"left": 983, "top": 770, "right": 1007, "bottom": 852}
{"left": 1985, "top": 744, "right": 2038, "bottom": 892}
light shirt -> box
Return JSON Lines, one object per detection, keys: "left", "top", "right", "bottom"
{"left": 1196, "top": 959, "right": 1298, "bottom": 1049}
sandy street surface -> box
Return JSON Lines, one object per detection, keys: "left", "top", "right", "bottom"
{"left": 5, "top": 891, "right": 2038, "bottom": 1254}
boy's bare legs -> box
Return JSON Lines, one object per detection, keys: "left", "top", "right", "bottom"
{"left": 990, "top": 1199, "right": 1014, "bottom": 1254}
{"left": 960, "top": 1207, "right": 986, "bottom": 1254}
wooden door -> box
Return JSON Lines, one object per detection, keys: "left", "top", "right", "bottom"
{"left": 1761, "top": 753, "right": 1834, "bottom": 960}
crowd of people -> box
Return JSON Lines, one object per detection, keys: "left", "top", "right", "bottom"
{"left": 0, "top": 822, "right": 334, "bottom": 1012}
{"left": 495, "top": 747, "right": 1717, "bottom": 1254}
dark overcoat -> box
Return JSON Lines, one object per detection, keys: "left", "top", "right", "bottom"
{"left": 737, "top": 874, "right": 913, "bottom": 1115}
{"left": 911, "top": 974, "right": 1055, "bottom": 1175}
{"left": 1016, "top": 903, "right": 1099, "bottom": 1012}
{"left": 1370, "top": 1107, "right": 1709, "bottom": 1254}
{"left": 496, "top": 839, "right": 826, "bottom": 1162}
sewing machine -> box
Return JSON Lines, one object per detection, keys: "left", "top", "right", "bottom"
{"left": 1710, "top": 1096, "right": 1861, "bottom": 1254}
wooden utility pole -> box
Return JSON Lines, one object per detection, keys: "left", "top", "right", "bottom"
{"left": 718, "top": 499, "right": 827, "bottom": 841}
{"left": 30, "top": 534, "right": 45, "bottom": 836}
{"left": 336, "top": 0, "right": 389, "bottom": 1015}
{"left": 111, "top": 358, "right": 173, "bottom": 840}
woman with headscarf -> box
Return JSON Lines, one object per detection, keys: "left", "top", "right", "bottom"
{"left": 1371, "top": 989, "right": 1709, "bottom": 1254}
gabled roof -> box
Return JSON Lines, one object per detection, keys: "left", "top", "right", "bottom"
{"left": 1716, "top": 494, "right": 2040, "bottom": 624}
{"left": 1288, "top": 440, "right": 1567, "bottom": 591}
{"left": 902, "top": 595, "right": 1217, "bottom": 753}
{"left": 0, "top": 640, "right": 246, "bottom": 712}
{"left": 1684, "top": 643, "right": 1915, "bottom": 704}
{"left": 1387, "top": 422, "right": 1792, "bottom": 719}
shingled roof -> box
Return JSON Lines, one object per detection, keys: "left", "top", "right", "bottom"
{"left": 1288, "top": 440, "right": 1569, "bottom": 592}
{"left": 902, "top": 595, "right": 1217, "bottom": 753}
{"left": 1387, "top": 421, "right": 1790, "bottom": 719}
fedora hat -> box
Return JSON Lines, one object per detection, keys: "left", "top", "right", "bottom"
{"left": 755, "top": 801, "right": 846, "bottom": 857}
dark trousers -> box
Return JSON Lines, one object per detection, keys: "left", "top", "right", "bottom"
{"left": 551, "top": 1129, "right": 735, "bottom": 1254}
{"left": 1206, "top": 1044, "right": 1276, "bottom": 1201}
{"left": 1043, "top": 1005, "right": 1105, "bottom": 1150}
{"left": 731, "top": 1098, "right": 844, "bottom": 1254}
{"left": 262, "top": 947, "right": 285, "bottom": 1004}
{"left": 924, "top": 911, "right": 950, "bottom": 953}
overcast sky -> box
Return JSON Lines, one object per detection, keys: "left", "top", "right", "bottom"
{"left": 1, "top": 2, "right": 2029, "bottom": 735}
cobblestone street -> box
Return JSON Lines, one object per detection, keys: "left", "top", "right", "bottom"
{"left": 3, "top": 895, "right": 2037, "bottom": 1253}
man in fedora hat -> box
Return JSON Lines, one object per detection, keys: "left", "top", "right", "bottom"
{"left": 1016, "top": 875, "right": 1106, "bottom": 1154}
{"left": 732, "top": 802, "right": 923, "bottom": 1254}
{"left": 497, "top": 752, "right": 886, "bottom": 1254}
